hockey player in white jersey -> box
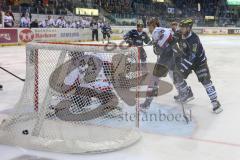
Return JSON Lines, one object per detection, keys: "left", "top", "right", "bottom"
{"left": 65, "top": 53, "right": 113, "bottom": 93}
{"left": 140, "top": 18, "right": 177, "bottom": 110}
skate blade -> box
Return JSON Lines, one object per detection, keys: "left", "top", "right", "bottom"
{"left": 175, "top": 97, "right": 195, "bottom": 104}
{"left": 139, "top": 107, "right": 149, "bottom": 113}
{"left": 213, "top": 107, "right": 223, "bottom": 114}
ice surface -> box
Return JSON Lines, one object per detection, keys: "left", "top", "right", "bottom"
{"left": 0, "top": 35, "right": 240, "bottom": 160}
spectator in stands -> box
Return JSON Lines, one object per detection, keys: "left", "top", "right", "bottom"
{"left": 70, "top": 21, "right": 77, "bottom": 28}
{"left": 56, "top": 16, "right": 66, "bottom": 28}
{"left": 36, "top": 0, "right": 45, "bottom": 14}
{"left": 4, "top": 11, "right": 14, "bottom": 27}
{"left": 90, "top": 20, "right": 99, "bottom": 41}
{"left": 20, "top": 13, "right": 31, "bottom": 28}
{"left": 39, "top": 19, "right": 48, "bottom": 28}
{"left": 20, "top": 0, "right": 31, "bottom": 13}
{"left": 8, "top": 10, "right": 15, "bottom": 27}
{"left": 81, "top": 18, "right": 88, "bottom": 28}
{"left": 30, "top": 19, "right": 39, "bottom": 28}
{"left": 46, "top": 15, "right": 55, "bottom": 27}
{"left": 65, "top": 21, "right": 71, "bottom": 28}
{"left": 75, "top": 21, "right": 80, "bottom": 28}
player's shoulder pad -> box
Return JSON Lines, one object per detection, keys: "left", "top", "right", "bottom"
{"left": 142, "top": 31, "right": 148, "bottom": 36}
{"left": 152, "top": 27, "right": 170, "bottom": 41}
{"left": 191, "top": 32, "right": 198, "bottom": 37}
{"left": 154, "top": 27, "right": 171, "bottom": 32}
{"left": 130, "top": 29, "right": 138, "bottom": 34}
{"left": 189, "top": 32, "right": 200, "bottom": 42}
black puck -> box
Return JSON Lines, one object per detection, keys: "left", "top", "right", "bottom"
{"left": 22, "top": 130, "right": 29, "bottom": 135}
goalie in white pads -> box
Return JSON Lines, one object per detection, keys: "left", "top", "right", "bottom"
{"left": 62, "top": 52, "right": 115, "bottom": 111}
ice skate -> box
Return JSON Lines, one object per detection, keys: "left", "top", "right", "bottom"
{"left": 139, "top": 98, "right": 153, "bottom": 112}
{"left": 174, "top": 87, "right": 194, "bottom": 103}
{"left": 212, "top": 100, "right": 223, "bottom": 114}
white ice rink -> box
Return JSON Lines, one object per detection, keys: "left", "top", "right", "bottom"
{"left": 0, "top": 35, "right": 240, "bottom": 160}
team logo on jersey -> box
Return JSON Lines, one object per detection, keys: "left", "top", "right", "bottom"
{"left": 192, "top": 43, "right": 198, "bottom": 52}
{"left": 19, "top": 29, "right": 34, "bottom": 42}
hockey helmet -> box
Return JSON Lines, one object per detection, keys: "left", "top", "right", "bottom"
{"left": 179, "top": 18, "right": 193, "bottom": 28}
{"left": 137, "top": 21, "right": 144, "bottom": 28}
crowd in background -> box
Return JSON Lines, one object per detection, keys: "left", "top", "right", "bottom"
{"left": 1, "top": 0, "right": 240, "bottom": 27}
{"left": 2, "top": 0, "right": 71, "bottom": 15}
{"left": 3, "top": 10, "right": 96, "bottom": 28}
{"left": 98, "top": 0, "right": 240, "bottom": 27}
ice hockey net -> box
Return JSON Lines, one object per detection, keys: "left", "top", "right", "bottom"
{"left": 0, "top": 42, "right": 141, "bottom": 153}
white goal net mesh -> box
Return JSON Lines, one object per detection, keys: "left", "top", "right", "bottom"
{"left": 0, "top": 42, "right": 142, "bottom": 153}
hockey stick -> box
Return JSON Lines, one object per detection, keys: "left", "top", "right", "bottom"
{"left": 179, "top": 97, "right": 189, "bottom": 124}
{"left": 0, "top": 66, "right": 25, "bottom": 82}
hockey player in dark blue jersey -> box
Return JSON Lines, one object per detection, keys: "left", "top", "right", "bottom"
{"left": 174, "top": 18, "right": 223, "bottom": 114}
{"left": 169, "top": 21, "right": 194, "bottom": 103}
{"left": 123, "top": 21, "right": 151, "bottom": 66}
{"left": 101, "top": 22, "right": 112, "bottom": 43}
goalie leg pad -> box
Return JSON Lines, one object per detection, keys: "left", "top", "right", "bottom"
{"left": 153, "top": 63, "right": 168, "bottom": 77}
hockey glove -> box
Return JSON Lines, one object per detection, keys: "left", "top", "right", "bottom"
{"left": 125, "top": 39, "right": 133, "bottom": 46}
{"left": 176, "top": 56, "right": 193, "bottom": 79}
{"left": 153, "top": 44, "right": 163, "bottom": 56}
